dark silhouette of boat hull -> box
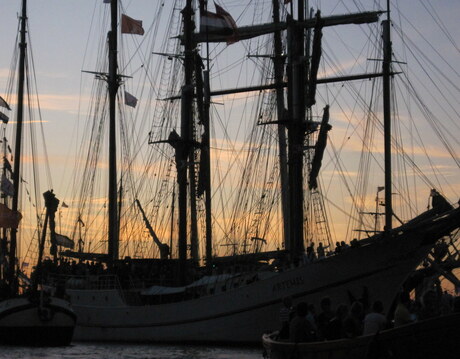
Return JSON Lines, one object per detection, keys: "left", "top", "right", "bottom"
{"left": 263, "top": 312, "right": 460, "bottom": 359}
{"left": 0, "top": 296, "right": 76, "bottom": 346}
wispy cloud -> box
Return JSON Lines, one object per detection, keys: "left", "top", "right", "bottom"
{"left": 319, "top": 58, "right": 366, "bottom": 78}
{"left": 1, "top": 92, "right": 87, "bottom": 113}
{"left": 36, "top": 94, "right": 81, "bottom": 112}
{"left": 0, "top": 68, "right": 10, "bottom": 80}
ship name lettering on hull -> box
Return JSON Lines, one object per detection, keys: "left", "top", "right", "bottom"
{"left": 272, "top": 277, "right": 304, "bottom": 292}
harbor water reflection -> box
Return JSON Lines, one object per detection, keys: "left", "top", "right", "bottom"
{"left": 0, "top": 342, "right": 262, "bottom": 359}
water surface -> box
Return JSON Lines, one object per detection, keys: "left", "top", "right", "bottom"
{"left": 0, "top": 342, "right": 263, "bottom": 359}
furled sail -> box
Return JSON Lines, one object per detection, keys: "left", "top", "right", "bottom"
{"left": 309, "top": 105, "right": 331, "bottom": 190}
{"left": 306, "top": 11, "right": 323, "bottom": 108}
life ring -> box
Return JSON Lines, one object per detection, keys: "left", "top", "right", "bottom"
{"left": 38, "top": 306, "right": 55, "bottom": 322}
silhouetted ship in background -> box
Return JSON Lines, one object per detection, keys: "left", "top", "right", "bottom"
{"left": 23, "top": 0, "right": 459, "bottom": 344}
{"left": 0, "top": 0, "right": 75, "bottom": 346}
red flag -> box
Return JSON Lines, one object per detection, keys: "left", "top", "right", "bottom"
{"left": 214, "top": 3, "right": 237, "bottom": 32}
{"left": 200, "top": 10, "right": 230, "bottom": 33}
{"left": 121, "top": 14, "right": 145, "bottom": 35}
{"left": 200, "top": 3, "right": 238, "bottom": 44}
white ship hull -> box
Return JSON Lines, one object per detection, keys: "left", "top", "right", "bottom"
{"left": 67, "top": 229, "right": 438, "bottom": 343}
{"left": 0, "top": 295, "right": 76, "bottom": 346}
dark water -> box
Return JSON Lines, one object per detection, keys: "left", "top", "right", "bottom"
{"left": 0, "top": 343, "right": 263, "bottom": 359}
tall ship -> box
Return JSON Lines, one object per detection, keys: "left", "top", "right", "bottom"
{"left": 32, "top": 0, "right": 459, "bottom": 343}
{"left": 0, "top": 0, "right": 76, "bottom": 346}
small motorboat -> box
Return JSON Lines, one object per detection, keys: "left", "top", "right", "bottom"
{"left": 262, "top": 312, "right": 460, "bottom": 359}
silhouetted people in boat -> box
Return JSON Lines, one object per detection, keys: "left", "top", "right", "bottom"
{"left": 289, "top": 302, "right": 317, "bottom": 343}
{"left": 347, "top": 286, "right": 370, "bottom": 313}
{"left": 419, "top": 289, "right": 441, "bottom": 320}
{"left": 279, "top": 296, "right": 293, "bottom": 339}
{"left": 363, "top": 300, "right": 387, "bottom": 335}
{"left": 343, "top": 301, "right": 364, "bottom": 338}
{"left": 276, "top": 284, "right": 458, "bottom": 344}
{"left": 325, "top": 303, "right": 348, "bottom": 340}
{"left": 394, "top": 291, "right": 413, "bottom": 327}
{"left": 306, "top": 303, "right": 317, "bottom": 332}
{"left": 409, "top": 299, "right": 423, "bottom": 321}
{"left": 316, "top": 296, "right": 334, "bottom": 340}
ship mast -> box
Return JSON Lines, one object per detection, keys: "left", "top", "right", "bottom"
{"left": 177, "top": 0, "right": 195, "bottom": 284}
{"left": 199, "top": 0, "right": 213, "bottom": 270}
{"left": 203, "top": 60, "right": 213, "bottom": 269}
{"left": 8, "top": 0, "right": 27, "bottom": 295}
{"left": 272, "top": 0, "right": 290, "bottom": 251}
{"left": 382, "top": 0, "right": 393, "bottom": 233}
{"left": 287, "top": 0, "right": 307, "bottom": 258}
{"left": 1, "top": 129, "right": 6, "bottom": 283}
{"left": 187, "top": 3, "right": 382, "bottom": 261}
{"left": 107, "top": 0, "right": 120, "bottom": 263}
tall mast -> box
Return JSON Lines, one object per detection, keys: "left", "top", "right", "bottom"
{"left": 189, "top": 16, "right": 199, "bottom": 265}
{"left": 189, "top": 116, "right": 199, "bottom": 264}
{"left": 382, "top": 1, "right": 392, "bottom": 233}
{"left": 107, "top": 0, "right": 120, "bottom": 262}
{"left": 272, "top": 0, "right": 290, "bottom": 251}
{"left": 169, "top": 186, "right": 175, "bottom": 255}
{"left": 203, "top": 67, "right": 213, "bottom": 267}
{"left": 287, "top": 0, "right": 307, "bottom": 258}
{"left": 1, "top": 129, "right": 6, "bottom": 282}
{"left": 8, "top": 0, "right": 27, "bottom": 294}
{"left": 178, "top": 0, "right": 195, "bottom": 284}
{"left": 200, "top": 0, "right": 213, "bottom": 270}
